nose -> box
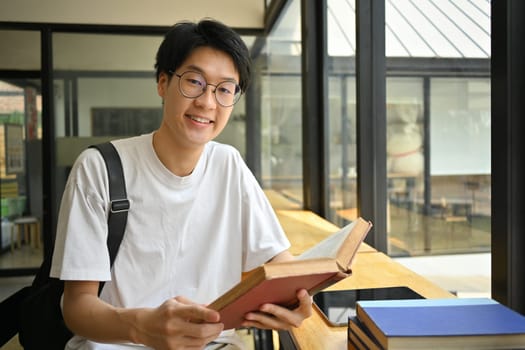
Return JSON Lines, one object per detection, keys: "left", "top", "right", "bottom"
{"left": 194, "top": 85, "right": 217, "bottom": 108}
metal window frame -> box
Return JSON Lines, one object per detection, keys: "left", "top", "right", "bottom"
{"left": 355, "top": 0, "right": 388, "bottom": 252}
{"left": 491, "top": 0, "right": 525, "bottom": 314}
{"left": 301, "top": 0, "right": 329, "bottom": 216}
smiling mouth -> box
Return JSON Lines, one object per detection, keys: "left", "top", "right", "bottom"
{"left": 187, "top": 115, "right": 213, "bottom": 124}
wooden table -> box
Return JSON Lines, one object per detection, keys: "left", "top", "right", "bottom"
{"left": 336, "top": 207, "right": 358, "bottom": 221}
{"left": 270, "top": 208, "right": 454, "bottom": 350}
{"left": 264, "top": 189, "right": 302, "bottom": 210}
{"left": 283, "top": 251, "right": 454, "bottom": 349}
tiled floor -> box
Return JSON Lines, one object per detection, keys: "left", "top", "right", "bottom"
{"left": 0, "top": 275, "right": 33, "bottom": 301}
{"left": 1, "top": 276, "right": 33, "bottom": 350}
{"left": 2, "top": 335, "right": 22, "bottom": 350}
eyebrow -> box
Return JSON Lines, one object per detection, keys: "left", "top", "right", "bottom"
{"left": 183, "top": 64, "right": 239, "bottom": 84}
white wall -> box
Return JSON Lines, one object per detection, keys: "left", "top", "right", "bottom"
{"left": 0, "top": 0, "right": 264, "bottom": 28}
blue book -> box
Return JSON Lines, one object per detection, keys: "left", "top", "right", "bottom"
{"left": 355, "top": 298, "right": 525, "bottom": 349}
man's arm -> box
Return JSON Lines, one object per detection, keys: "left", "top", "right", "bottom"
{"left": 63, "top": 281, "right": 224, "bottom": 349}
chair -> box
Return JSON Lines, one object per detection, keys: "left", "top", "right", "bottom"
{"left": 439, "top": 198, "right": 470, "bottom": 240}
{"left": 11, "top": 216, "right": 41, "bottom": 252}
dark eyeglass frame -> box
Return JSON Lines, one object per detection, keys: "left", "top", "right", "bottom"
{"left": 168, "top": 70, "right": 242, "bottom": 107}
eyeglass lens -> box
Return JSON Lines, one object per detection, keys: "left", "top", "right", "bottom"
{"left": 178, "top": 71, "right": 240, "bottom": 107}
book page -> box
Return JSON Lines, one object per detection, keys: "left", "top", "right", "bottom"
{"left": 296, "top": 220, "right": 356, "bottom": 260}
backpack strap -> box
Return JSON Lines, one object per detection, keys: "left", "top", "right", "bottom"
{"left": 89, "top": 142, "right": 129, "bottom": 268}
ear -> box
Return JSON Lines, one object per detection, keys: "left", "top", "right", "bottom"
{"left": 157, "top": 72, "right": 168, "bottom": 98}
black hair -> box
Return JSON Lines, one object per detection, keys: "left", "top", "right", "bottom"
{"left": 154, "top": 18, "right": 252, "bottom": 93}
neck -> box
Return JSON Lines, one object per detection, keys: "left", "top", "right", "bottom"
{"left": 152, "top": 131, "right": 204, "bottom": 177}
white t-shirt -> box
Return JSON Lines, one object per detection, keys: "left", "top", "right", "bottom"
{"left": 50, "top": 133, "right": 290, "bottom": 350}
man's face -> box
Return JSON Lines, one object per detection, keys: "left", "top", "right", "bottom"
{"left": 157, "top": 46, "right": 240, "bottom": 149}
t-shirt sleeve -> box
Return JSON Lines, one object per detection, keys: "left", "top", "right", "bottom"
{"left": 50, "top": 148, "right": 112, "bottom": 281}
{"left": 238, "top": 156, "right": 291, "bottom": 272}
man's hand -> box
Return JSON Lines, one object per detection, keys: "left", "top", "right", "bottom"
{"left": 133, "top": 296, "right": 224, "bottom": 350}
{"left": 63, "top": 281, "right": 224, "bottom": 350}
{"left": 240, "top": 289, "right": 313, "bottom": 331}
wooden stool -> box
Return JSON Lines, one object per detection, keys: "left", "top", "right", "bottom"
{"left": 11, "top": 216, "right": 41, "bottom": 252}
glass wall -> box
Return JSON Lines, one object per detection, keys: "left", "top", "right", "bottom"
{"left": 259, "top": 0, "right": 304, "bottom": 208}
{"left": 319, "top": 0, "right": 491, "bottom": 297}
{"left": 327, "top": 0, "right": 357, "bottom": 227}
{"left": 385, "top": 77, "right": 425, "bottom": 254}
{"left": 320, "top": 0, "right": 491, "bottom": 258}
{"left": 384, "top": 0, "right": 491, "bottom": 257}
{"left": 0, "top": 30, "right": 43, "bottom": 271}
{"left": 428, "top": 77, "right": 491, "bottom": 254}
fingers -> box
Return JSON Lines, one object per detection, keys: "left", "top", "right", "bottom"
{"left": 242, "top": 312, "right": 282, "bottom": 330}
{"left": 164, "top": 297, "right": 223, "bottom": 341}
{"left": 140, "top": 297, "right": 224, "bottom": 349}
{"left": 173, "top": 296, "right": 221, "bottom": 324}
{"left": 295, "top": 289, "right": 313, "bottom": 319}
{"left": 163, "top": 318, "right": 223, "bottom": 349}
{"left": 242, "top": 289, "right": 313, "bottom": 330}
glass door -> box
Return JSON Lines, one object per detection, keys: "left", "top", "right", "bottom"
{"left": 0, "top": 80, "right": 43, "bottom": 270}
{"left": 0, "top": 29, "right": 43, "bottom": 273}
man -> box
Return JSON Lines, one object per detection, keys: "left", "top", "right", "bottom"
{"left": 50, "top": 19, "right": 312, "bottom": 350}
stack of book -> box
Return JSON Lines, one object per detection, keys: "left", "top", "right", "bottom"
{"left": 348, "top": 298, "right": 525, "bottom": 349}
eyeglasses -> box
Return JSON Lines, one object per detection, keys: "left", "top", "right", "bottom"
{"left": 169, "top": 70, "right": 241, "bottom": 107}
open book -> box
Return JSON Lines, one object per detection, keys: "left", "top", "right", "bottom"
{"left": 208, "top": 217, "right": 373, "bottom": 330}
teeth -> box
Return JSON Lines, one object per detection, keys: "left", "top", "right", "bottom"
{"left": 189, "top": 115, "right": 211, "bottom": 124}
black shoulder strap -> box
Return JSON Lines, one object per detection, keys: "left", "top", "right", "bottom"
{"left": 89, "top": 142, "right": 129, "bottom": 266}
